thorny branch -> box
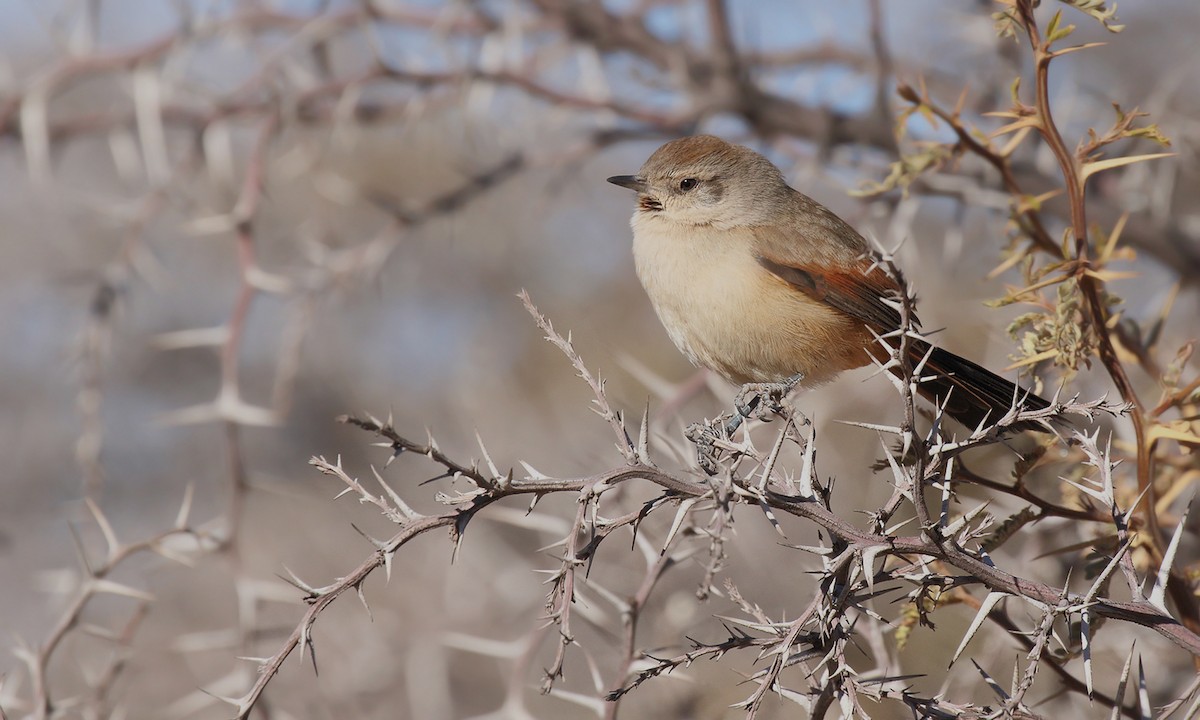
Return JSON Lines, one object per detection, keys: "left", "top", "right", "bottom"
{"left": 867, "top": 0, "right": 1200, "bottom": 643}
{"left": 224, "top": 284, "right": 1197, "bottom": 718}
{"left": 12, "top": 492, "right": 203, "bottom": 720}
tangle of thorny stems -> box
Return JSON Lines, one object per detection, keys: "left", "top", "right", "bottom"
{"left": 216, "top": 280, "right": 1200, "bottom": 718}
{"left": 864, "top": 0, "right": 1199, "bottom": 636}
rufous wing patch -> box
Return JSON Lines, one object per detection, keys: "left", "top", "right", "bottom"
{"left": 756, "top": 255, "right": 911, "bottom": 333}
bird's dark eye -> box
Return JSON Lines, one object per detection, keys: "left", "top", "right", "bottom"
{"left": 679, "top": 178, "right": 698, "bottom": 191}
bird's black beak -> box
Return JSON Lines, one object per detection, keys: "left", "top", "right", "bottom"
{"left": 606, "top": 175, "right": 647, "bottom": 193}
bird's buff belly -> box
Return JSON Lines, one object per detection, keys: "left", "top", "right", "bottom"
{"left": 633, "top": 230, "right": 871, "bottom": 387}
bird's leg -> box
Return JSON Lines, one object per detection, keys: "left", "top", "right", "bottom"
{"left": 732, "top": 373, "right": 804, "bottom": 427}
{"left": 685, "top": 374, "right": 804, "bottom": 476}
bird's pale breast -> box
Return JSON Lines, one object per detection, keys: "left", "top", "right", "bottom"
{"left": 630, "top": 215, "right": 872, "bottom": 386}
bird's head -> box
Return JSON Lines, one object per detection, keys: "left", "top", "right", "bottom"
{"left": 607, "top": 135, "right": 789, "bottom": 228}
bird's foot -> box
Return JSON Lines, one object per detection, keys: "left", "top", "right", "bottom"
{"left": 733, "top": 373, "right": 804, "bottom": 424}
{"left": 684, "top": 419, "right": 730, "bottom": 476}
{"left": 684, "top": 374, "right": 804, "bottom": 476}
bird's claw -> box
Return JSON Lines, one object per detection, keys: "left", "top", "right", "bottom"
{"left": 685, "top": 420, "right": 727, "bottom": 476}
{"left": 684, "top": 374, "right": 803, "bottom": 476}
{"left": 733, "top": 373, "right": 804, "bottom": 423}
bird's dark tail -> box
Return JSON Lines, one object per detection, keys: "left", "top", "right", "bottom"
{"left": 899, "top": 340, "right": 1051, "bottom": 432}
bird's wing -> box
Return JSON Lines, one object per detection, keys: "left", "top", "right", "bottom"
{"left": 751, "top": 206, "right": 1052, "bottom": 431}
{"left": 750, "top": 221, "right": 913, "bottom": 334}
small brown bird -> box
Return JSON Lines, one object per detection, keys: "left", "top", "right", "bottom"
{"left": 607, "top": 135, "right": 1048, "bottom": 430}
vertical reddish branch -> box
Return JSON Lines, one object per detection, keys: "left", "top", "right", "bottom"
{"left": 1014, "top": 0, "right": 1192, "bottom": 632}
